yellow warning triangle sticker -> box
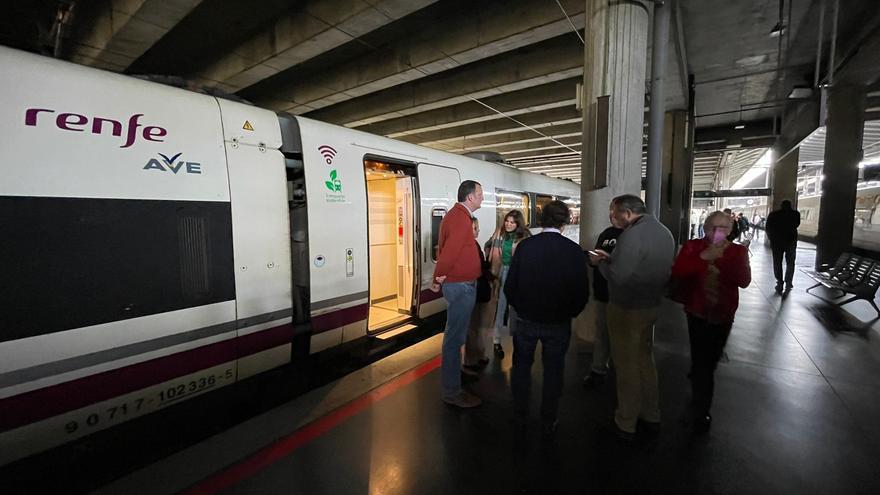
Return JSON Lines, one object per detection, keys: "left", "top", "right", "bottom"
{"left": 242, "top": 120, "right": 254, "bottom": 131}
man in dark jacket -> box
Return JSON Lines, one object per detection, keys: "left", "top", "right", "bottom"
{"left": 724, "top": 208, "right": 740, "bottom": 242}
{"left": 765, "top": 199, "right": 801, "bottom": 293}
{"left": 583, "top": 215, "right": 623, "bottom": 389}
{"left": 505, "top": 200, "right": 589, "bottom": 434}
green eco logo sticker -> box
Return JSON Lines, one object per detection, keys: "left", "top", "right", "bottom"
{"left": 325, "top": 169, "right": 342, "bottom": 192}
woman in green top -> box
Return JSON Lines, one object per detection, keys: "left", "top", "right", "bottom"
{"left": 489, "top": 210, "right": 530, "bottom": 358}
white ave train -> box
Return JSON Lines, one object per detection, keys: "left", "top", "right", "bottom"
{"left": 0, "top": 46, "right": 580, "bottom": 463}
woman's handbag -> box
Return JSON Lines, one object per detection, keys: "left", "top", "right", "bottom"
{"left": 476, "top": 265, "right": 492, "bottom": 303}
{"left": 668, "top": 276, "right": 692, "bottom": 304}
{"left": 475, "top": 241, "right": 493, "bottom": 303}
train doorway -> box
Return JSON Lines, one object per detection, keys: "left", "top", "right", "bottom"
{"left": 364, "top": 159, "right": 418, "bottom": 333}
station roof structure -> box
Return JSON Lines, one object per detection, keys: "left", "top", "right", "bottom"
{"left": 3, "top": 0, "right": 879, "bottom": 184}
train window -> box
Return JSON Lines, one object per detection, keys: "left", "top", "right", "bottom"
{"left": 0, "top": 197, "right": 235, "bottom": 343}
{"left": 495, "top": 190, "right": 529, "bottom": 230}
{"left": 535, "top": 194, "right": 554, "bottom": 222}
{"left": 560, "top": 197, "right": 581, "bottom": 225}
{"left": 431, "top": 207, "right": 447, "bottom": 261}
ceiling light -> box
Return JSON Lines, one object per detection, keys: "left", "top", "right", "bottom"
{"left": 734, "top": 124, "right": 746, "bottom": 130}
{"left": 769, "top": 22, "right": 785, "bottom": 37}
{"left": 736, "top": 55, "right": 768, "bottom": 67}
{"left": 788, "top": 87, "right": 814, "bottom": 99}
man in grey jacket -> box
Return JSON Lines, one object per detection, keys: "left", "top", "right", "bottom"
{"left": 590, "top": 194, "right": 675, "bottom": 440}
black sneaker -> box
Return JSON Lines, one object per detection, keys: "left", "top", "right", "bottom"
{"left": 582, "top": 371, "right": 606, "bottom": 390}
{"left": 541, "top": 419, "right": 559, "bottom": 437}
{"left": 600, "top": 421, "right": 635, "bottom": 443}
{"left": 775, "top": 282, "right": 784, "bottom": 294}
{"left": 493, "top": 343, "right": 505, "bottom": 359}
{"left": 612, "top": 423, "right": 635, "bottom": 443}
{"left": 636, "top": 418, "right": 661, "bottom": 438}
{"left": 462, "top": 363, "right": 483, "bottom": 374}
{"left": 693, "top": 413, "right": 712, "bottom": 433}
{"left": 461, "top": 371, "right": 479, "bottom": 384}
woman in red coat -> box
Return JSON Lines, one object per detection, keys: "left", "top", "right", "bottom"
{"left": 671, "top": 210, "right": 751, "bottom": 432}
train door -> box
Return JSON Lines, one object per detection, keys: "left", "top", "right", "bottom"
{"left": 416, "top": 163, "right": 461, "bottom": 317}
{"left": 365, "top": 159, "right": 418, "bottom": 333}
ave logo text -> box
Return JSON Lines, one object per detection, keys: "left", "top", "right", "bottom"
{"left": 143, "top": 152, "right": 201, "bottom": 174}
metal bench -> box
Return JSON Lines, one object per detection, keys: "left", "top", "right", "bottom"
{"left": 803, "top": 253, "right": 880, "bottom": 317}
{"left": 802, "top": 252, "right": 857, "bottom": 284}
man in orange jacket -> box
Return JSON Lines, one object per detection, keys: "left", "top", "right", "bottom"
{"left": 432, "top": 180, "right": 484, "bottom": 408}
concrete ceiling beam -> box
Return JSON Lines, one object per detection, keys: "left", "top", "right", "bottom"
{"left": 694, "top": 119, "right": 775, "bottom": 144}
{"left": 694, "top": 137, "right": 776, "bottom": 153}
{"left": 432, "top": 132, "right": 583, "bottom": 154}
{"left": 304, "top": 34, "right": 584, "bottom": 127}
{"left": 256, "top": 0, "right": 584, "bottom": 116}
{"left": 403, "top": 106, "right": 581, "bottom": 146}
{"left": 69, "top": 0, "right": 203, "bottom": 71}
{"left": 428, "top": 122, "right": 584, "bottom": 153}
{"left": 414, "top": 119, "right": 583, "bottom": 150}
{"left": 503, "top": 142, "right": 583, "bottom": 157}
{"left": 356, "top": 77, "right": 580, "bottom": 138}
{"left": 188, "top": 0, "right": 437, "bottom": 93}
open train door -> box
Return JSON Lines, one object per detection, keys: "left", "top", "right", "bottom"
{"left": 416, "top": 163, "right": 461, "bottom": 318}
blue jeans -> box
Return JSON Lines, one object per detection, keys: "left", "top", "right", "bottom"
{"left": 492, "top": 265, "right": 510, "bottom": 344}
{"left": 511, "top": 316, "right": 572, "bottom": 422}
{"left": 441, "top": 281, "right": 477, "bottom": 398}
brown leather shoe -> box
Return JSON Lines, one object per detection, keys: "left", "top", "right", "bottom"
{"left": 442, "top": 390, "right": 482, "bottom": 408}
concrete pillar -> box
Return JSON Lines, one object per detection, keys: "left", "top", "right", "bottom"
{"left": 573, "top": 0, "right": 648, "bottom": 343}
{"left": 579, "top": 0, "right": 649, "bottom": 247}
{"left": 767, "top": 147, "right": 799, "bottom": 247}
{"left": 816, "top": 84, "right": 867, "bottom": 268}
{"left": 658, "top": 110, "right": 691, "bottom": 243}
{"left": 770, "top": 147, "right": 799, "bottom": 212}
{"left": 646, "top": 0, "right": 670, "bottom": 217}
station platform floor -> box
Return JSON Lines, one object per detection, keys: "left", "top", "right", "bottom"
{"left": 26, "top": 241, "right": 880, "bottom": 494}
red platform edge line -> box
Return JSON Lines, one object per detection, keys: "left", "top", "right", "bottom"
{"left": 179, "top": 355, "right": 442, "bottom": 495}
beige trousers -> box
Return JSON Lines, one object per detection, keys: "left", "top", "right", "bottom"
{"left": 607, "top": 303, "right": 661, "bottom": 433}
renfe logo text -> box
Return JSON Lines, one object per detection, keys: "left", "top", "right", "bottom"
{"left": 25, "top": 108, "right": 167, "bottom": 148}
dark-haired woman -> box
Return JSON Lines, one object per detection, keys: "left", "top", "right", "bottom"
{"left": 488, "top": 210, "right": 530, "bottom": 359}
{"left": 671, "top": 211, "right": 751, "bottom": 432}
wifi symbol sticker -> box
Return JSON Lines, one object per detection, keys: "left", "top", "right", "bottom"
{"left": 318, "top": 145, "right": 337, "bottom": 165}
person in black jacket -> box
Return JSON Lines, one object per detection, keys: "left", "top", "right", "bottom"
{"left": 583, "top": 215, "right": 623, "bottom": 389}
{"left": 724, "top": 208, "right": 740, "bottom": 242}
{"left": 765, "top": 199, "right": 801, "bottom": 293}
{"left": 505, "top": 200, "right": 590, "bottom": 434}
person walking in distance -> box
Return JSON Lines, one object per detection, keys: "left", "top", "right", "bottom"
{"left": 505, "top": 200, "right": 589, "bottom": 435}
{"left": 431, "top": 180, "right": 484, "bottom": 408}
{"left": 590, "top": 195, "right": 675, "bottom": 441}
{"left": 698, "top": 210, "right": 707, "bottom": 239}
{"left": 582, "top": 210, "right": 623, "bottom": 389}
{"left": 723, "top": 209, "right": 739, "bottom": 242}
{"left": 765, "top": 199, "right": 801, "bottom": 294}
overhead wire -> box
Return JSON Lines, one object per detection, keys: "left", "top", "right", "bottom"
{"left": 555, "top": 0, "right": 586, "bottom": 45}
{"left": 338, "top": 1, "right": 586, "bottom": 173}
